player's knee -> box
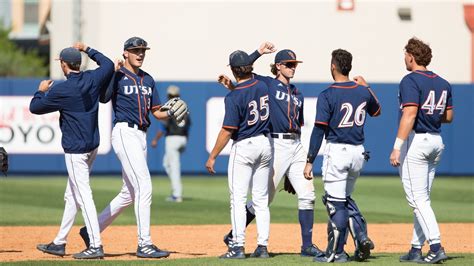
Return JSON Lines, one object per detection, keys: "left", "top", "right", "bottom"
{"left": 325, "top": 197, "right": 348, "bottom": 231}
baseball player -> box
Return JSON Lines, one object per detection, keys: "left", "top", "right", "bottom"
{"left": 206, "top": 50, "right": 272, "bottom": 259}
{"left": 304, "top": 49, "right": 381, "bottom": 263}
{"left": 32, "top": 43, "right": 114, "bottom": 259}
{"left": 219, "top": 43, "right": 324, "bottom": 257}
{"left": 151, "top": 85, "right": 191, "bottom": 203}
{"left": 391, "top": 37, "right": 452, "bottom": 264}
{"left": 78, "top": 37, "right": 187, "bottom": 259}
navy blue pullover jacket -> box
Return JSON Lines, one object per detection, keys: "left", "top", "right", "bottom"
{"left": 29, "top": 47, "right": 114, "bottom": 153}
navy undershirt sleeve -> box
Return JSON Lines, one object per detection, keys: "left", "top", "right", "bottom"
{"left": 306, "top": 123, "right": 326, "bottom": 163}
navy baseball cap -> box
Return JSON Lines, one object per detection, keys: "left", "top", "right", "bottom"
{"left": 57, "top": 47, "right": 81, "bottom": 64}
{"left": 124, "top": 37, "right": 150, "bottom": 50}
{"left": 274, "top": 49, "right": 303, "bottom": 64}
{"left": 229, "top": 50, "right": 251, "bottom": 67}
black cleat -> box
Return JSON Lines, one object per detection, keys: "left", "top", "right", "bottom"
{"left": 314, "top": 252, "right": 349, "bottom": 263}
{"left": 400, "top": 248, "right": 423, "bottom": 263}
{"left": 36, "top": 242, "right": 66, "bottom": 257}
{"left": 219, "top": 246, "right": 245, "bottom": 259}
{"left": 419, "top": 248, "right": 448, "bottom": 264}
{"left": 73, "top": 246, "right": 104, "bottom": 259}
{"left": 223, "top": 232, "right": 235, "bottom": 250}
{"left": 354, "top": 238, "right": 373, "bottom": 262}
{"left": 136, "top": 244, "right": 170, "bottom": 258}
{"left": 79, "top": 226, "right": 90, "bottom": 248}
{"left": 250, "top": 245, "right": 269, "bottom": 258}
{"left": 301, "top": 244, "right": 325, "bottom": 257}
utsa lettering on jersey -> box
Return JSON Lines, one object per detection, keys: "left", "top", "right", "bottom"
{"left": 305, "top": 49, "right": 380, "bottom": 263}
{"left": 207, "top": 50, "right": 272, "bottom": 259}
{"left": 79, "top": 37, "right": 172, "bottom": 259}
{"left": 32, "top": 43, "right": 114, "bottom": 259}
{"left": 392, "top": 38, "right": 453, "bottom": 264}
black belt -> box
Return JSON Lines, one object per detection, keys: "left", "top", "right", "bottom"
{"left": 127, "top": 122, "right": 147, "bottom": 132}
{"left": 270, "top": 133, "right": 300, "bottom": 140}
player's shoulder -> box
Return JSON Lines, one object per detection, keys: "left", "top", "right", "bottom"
{"left": 139, "top": 69, "right": 154, "bottom": 79}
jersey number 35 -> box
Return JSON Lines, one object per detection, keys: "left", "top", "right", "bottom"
{"left": 248, "top": 95, "right": 270, "bottom": 125}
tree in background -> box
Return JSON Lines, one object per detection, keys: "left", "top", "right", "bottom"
{"left": 0, "top": 26, "right": 48, "bottom": 77}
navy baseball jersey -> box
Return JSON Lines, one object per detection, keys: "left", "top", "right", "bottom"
{"left": 103, "top": 66, "right": 161, "bottom": 129}
{"left": 223, "top": 78, "right": 270, "bottom": 141}
{"left": 399, "top": 70, "right": 453, "bottom": 133}
{"left": 254, "top": 74, "right": 304, "bottom": 134}
{"left": 315, "top": 81, "right": 381, "bottom": 145}
{"left": 29, "top": 48, "right": 114, "bottom": 153}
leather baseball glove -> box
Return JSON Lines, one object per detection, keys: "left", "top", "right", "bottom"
{"left": 160, "top": 98, "right": 188, "bottom": 123}
{"left": 283, "top": 175, "right": 296, "bottom": 195}
{"left": 0, "top": 147, "right": 8, "bottom": 176}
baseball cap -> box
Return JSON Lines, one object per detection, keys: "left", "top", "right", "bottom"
{"left": 124, "top": 37, "right": 150, "bottom": 50}
{"left": 229, "top": 50, "right": 251, "bottom": 67}
{"left": 274, "top": 49, "right": 303, "bottom": 64}
{"left": 167, "top": 85, "right": 180, "bottom": 96}
{"left": 57, "top": 47, "right": 81, "bottom": 64}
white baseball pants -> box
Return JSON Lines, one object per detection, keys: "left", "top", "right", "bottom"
{"left": 247, "top": 135, "right": 315, "bottom": 212}
{"left": 54, "top": 148, "right": 102, "bottom": 248}
{"left": 228, "top": 134, "right": 272, "bottom": 247}
{"left": 399, "top": 132, "right": 444, "bottom": 247}
{"left": 322, "top": 142, "right": 365, "bottom": 200}
{"left": 97, "top": 122, "right": 153, "bottom": 247}
{"left": 163, "top": 135, "right": 187, "bottom": 198}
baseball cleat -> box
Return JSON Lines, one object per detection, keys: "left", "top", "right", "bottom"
{"left": 399, "top": 248, "right": 423, "bottom": 263}
{"left": 136, "top": 244, "right": 170, "bottom": 259}
{"left": 36, "top": 242, "right": 66, "bottom": 256}
{"left": 165, "top": 195, "right": 183, "bottom": 203}
{"left": 418, "top": 248, "right": 448, "bottom": 264}
{"left": 250, "top": 245, "right": 269, "bottom": 258}
{"left": 301, "top": 244, "right": 325, "bottom": 257}
{"left": 219, "top": 246, "right": 245, "bottom": 259}
{"left": 313, "top": 252, "right": 349, "bottom": 263}
{"left": 73, "top": 246, "right": 104, "bottom": 259}
{"left": 223, "top": 232, "right": 236, "bottom": 250}
{"left": 79, "top": 226, "right": 90, "bottom": 248}
{"left": 354, "top": 238, "right": 373, "bottom": 262}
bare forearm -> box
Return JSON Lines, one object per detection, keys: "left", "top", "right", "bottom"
{"left": 152, "top": 110, "right": 170, "bottom": 120}
{"left": 396, "top": 112, "right": 416, "bottom": 140}
{"left": 209, "top": 128, "right": 232, "bottom": 159}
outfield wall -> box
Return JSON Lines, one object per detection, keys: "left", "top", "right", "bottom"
{"left": 1, "top": 79, "right": 473, "bottom": 176}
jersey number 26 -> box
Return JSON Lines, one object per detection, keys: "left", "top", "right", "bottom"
{"left": 338, "top": 102, "right": 367, "bottom": 128}
{"left": 248, "top": 95, "right": 269, "bottom": 125}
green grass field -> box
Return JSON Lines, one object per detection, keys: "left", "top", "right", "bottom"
{"left": 0, "top": 176, "right": 473, "bottom": 265}
{"left": 0, "top": 176, "right": 473, "bottom": 225}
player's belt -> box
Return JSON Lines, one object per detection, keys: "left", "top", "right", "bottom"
{"left": 127, "top": 122, "right": 147, "bottom": 132}
{"left": 270, "top": 133, "right": 300, "bottom": 140}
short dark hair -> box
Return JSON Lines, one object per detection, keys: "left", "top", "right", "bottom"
{"left": 231, "top": 65, "right": 253, "bottom": 79}
{"left": 66, "top": 62, "right": 80, "bottom": 71}
{"left": 331, "top": 49, "right": 352, "bottom": 76}
{"left": 405, "top": 37, "right": 432, "bottom": 67}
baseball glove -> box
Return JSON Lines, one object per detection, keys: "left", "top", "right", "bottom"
{"left": 0, "top": 147, "right": 8, "bottom": 176}
{"left": 160, "top": 98, "right": 188, "bottom": 123}
{"left": 283, "top": 175, "right": 296, "bottom": 195}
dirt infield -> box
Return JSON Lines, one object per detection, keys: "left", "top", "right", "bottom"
{"left": 0, "top": 223, "right": 472, "bottom": 261}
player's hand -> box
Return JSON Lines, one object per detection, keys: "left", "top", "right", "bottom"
{"left": 390, "top": 149, "right": 401, "bottom": 167}
{"left": 38, "top": 80, "right": 54, "bottom": 92}
{"left": 258, "top": 42, "right": 276, "bottom": 55}
{"left": 73, "top": 42, "right": 88, "bottom": 52}
{"left": 303, "top": 163, "right": 314, "bottom": 180}
{"left": 205, "top": 157, "right": 216, "bottom": 174}
{"left": 115, "top": 58, "right": 124, "bottom": 71}
{"left": 218, "top": 74, "right": 235, "bottom": 90}
{"left": 353, "top": 76, "right": 369, "bottom": 87}
{"left": 151, "top": 140, "right": 158, "bottom": 148}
